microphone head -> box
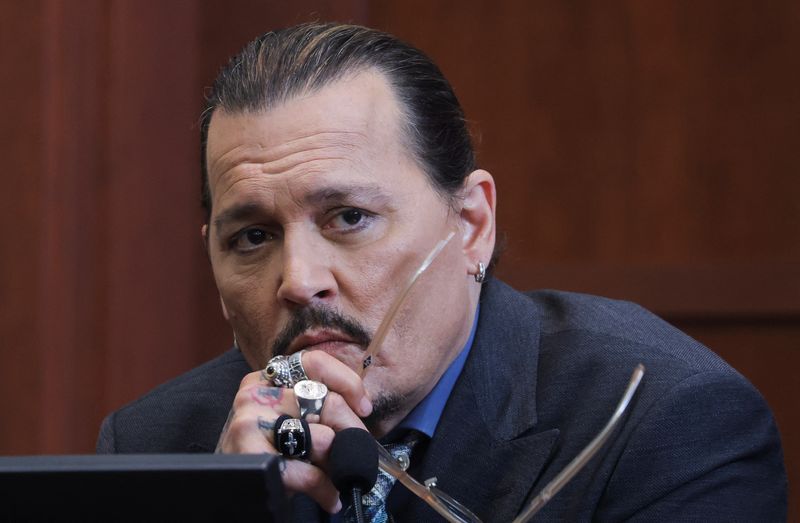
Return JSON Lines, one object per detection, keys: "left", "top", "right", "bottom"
{"left": 329, "top": 428, "right": 379, "bottom": 493}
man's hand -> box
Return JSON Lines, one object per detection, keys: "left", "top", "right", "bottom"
{"left": 215, "top": 350, "right": 373, "bottom": 513}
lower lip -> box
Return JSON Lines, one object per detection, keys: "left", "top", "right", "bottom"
{"left": 304, "top": 340, "right": 357, "bottom": 353}
{"left": 302, "top": 341, "right": 361, "bottom": 365}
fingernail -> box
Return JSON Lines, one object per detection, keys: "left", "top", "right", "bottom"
{"left": 360, "top": 397, "right": 373, "bottom": 417}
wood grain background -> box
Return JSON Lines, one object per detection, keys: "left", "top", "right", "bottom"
{"left": 1, "top": 0, "right": 796, "bottom": 517}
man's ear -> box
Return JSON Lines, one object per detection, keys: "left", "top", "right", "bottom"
{"left": 201, "top": 224, "right": 209, "bottom": 251}
{"left": 459, "top": 169, "right": 496, "bottom": 276}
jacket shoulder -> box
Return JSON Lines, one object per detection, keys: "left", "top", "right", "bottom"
{"left": 97, "top": 349, "right": 251, "bottom": 453}
{"left": 525, "top": 287, "right": 733, "bottom": 372}
{"left": 481, "top": 282, "right": 786, "bottom": 519}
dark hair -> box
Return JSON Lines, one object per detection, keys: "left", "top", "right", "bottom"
{"left": 199, "top": 22, "right": 476, "bottom": 222}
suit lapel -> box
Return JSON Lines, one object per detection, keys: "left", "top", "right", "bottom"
{"left": 410, "top": 388, "right": 559, "bottom": 522}
{"left": 402, "top": 279, "right": 560, "bottom": 522}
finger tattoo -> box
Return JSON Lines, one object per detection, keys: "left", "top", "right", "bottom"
{"left": 257, "top": 416, "right": 276, "bottom": 433}
{"left": 251, "top": 386, "right": 284, "bottom": 407}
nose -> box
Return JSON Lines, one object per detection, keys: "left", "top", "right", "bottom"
{"left": 276, "top": 232, "right": 337, "bottom": 307}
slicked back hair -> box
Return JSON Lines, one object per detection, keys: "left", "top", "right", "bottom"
{"left": 199, "top": 22, "right": 476, "bottom": 222}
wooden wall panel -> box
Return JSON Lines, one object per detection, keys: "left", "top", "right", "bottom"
{"left": 197, "top": 0, "right": 367, "bottom": 89}
{"left": 0, "top": 0, "right": 112, "bottom": 454}
{"left": 0, "top": 0, "right": 205, "bottom": 454}
{"left": 0, "top": 0, "right": 48, "bottom": 455}
{"left": 37, "top": 0, "right": 110, "bottom": 454}
{"left": 102, "top": 0, "right": 202, "bottom": 414}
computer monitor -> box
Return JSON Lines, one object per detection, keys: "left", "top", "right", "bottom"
{"left": 0, "top": 453, "right": 286, "bottom": 522}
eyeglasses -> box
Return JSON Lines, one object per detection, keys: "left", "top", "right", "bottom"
{"left": 358, "top": 231, "right": 455, "bottom": 378}
{"left": 360, "top": 233, "right": 645, "bottom": 521}
{"left": 375, "top": 364, "right": 645, "bottom": 522}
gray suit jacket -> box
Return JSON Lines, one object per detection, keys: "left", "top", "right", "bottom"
{"left": 98, "top": 279, "right": 787, "bottom": 521}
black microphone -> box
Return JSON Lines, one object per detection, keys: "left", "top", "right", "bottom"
{"left": 329, "top": 428, "right": 379, "bottom": 523}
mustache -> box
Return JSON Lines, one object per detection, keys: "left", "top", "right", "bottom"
{"left": 271, "top": 306, "right": 372, "bottom": 357}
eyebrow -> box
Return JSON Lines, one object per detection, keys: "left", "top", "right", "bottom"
{"left": 212, "top": 183, "right": 393, "bottom": 231}
{"left": 302, "top": 183, "right": 391, "bottom": 207}
{"left": 213, "top": 201, "right": 263, "bottom": 231}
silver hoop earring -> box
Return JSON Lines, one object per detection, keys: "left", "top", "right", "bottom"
{"left": 474, "top": 261, "right": 486, "bottom": 283}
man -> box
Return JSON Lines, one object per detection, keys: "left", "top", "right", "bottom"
{"left": 98, "top": 23, "right": 787, "bottom": 521}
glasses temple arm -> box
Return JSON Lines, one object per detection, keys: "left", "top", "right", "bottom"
{"left": 512, "top": 363, "right": 645, "bottom": 523}
{"left": 376, "top": 442, "right": 478, "bottom": 523}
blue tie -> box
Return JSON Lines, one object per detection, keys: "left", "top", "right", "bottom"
{"left": 343, "top": 433, "right": 420, "bottom": 523}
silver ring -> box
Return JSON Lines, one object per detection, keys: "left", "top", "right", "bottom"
{"left": 294, "top": 380, "right": 328, "bottom": 419}
{"left": 264, "top": 350, "right": 308, "bottom": 388}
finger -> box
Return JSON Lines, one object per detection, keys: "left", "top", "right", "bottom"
{"left": 218, "top": 385, "right": 298, "bottom": 453}
{"left": 217, "top": 406, "right": 343, "bottom": 513}
{"left": 233, "top": 382, "right": 299, "bottom": 418}
{"left": 307, "top": 422, "right": 335, "bottom": 466}
{"left": 234, "top": 413, "right": 336, "bottom": 467}
{"left": 255, "top": 419, "right": 341, "bottom": 514}
{"left": 319, "top": 391, "right": 369, "bottom": 432}
{"left": 281, "top": 459, "right": 342, "bottom": 514}
{"left": 226, "top": 418, "right": 342, "bottom": 514}
{"left": 238, "top": 366, "right": 295, "bottom": 388}
{"left": 217, "top": 410, "right": 277, "bottom": 454}
{"left": 239, "top": 369, "right": 270, "bottom": 388}
{"left": 259, "top": 417, "right": 337, "bottom": 467}
{"left": 301, "top": 350, "right": 373, "bottom": 417}
{"left": 214, "top": 407, "right": 236, "bottom": 453}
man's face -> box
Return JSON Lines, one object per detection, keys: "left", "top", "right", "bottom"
{"left": 204, "top": 71, "right": 486, "bottom": 430}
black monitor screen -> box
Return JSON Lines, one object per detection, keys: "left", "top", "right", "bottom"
{"left": 0, "top": 453, "right": 286, "bottom": 522}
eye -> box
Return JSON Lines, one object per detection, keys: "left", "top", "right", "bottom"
{"left": 325, "top": 207, "right": 373, "bottom": 232}
{"left": 245, "top": 229, "right": 267, "bottom": 244}
{"left": 229, "top": 227, "right": 273, "bottom": 252}
{"left": 341, "top": 209, "right": 364, "bottom": 226}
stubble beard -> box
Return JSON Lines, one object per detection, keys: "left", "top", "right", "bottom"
{"left": 362, "top": 390, "right": 405, "bottom": 434}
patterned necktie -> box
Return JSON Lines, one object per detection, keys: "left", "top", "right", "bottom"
{"left": 343, "top": 432, "right": 420, "bottom": 523}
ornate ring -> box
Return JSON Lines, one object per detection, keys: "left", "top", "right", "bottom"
{"left": 264, "top": 350, "right": 308, "bottom": 388}
{"left": 294, "top": 380, "right": 328, "bottom": 420}
{"left": 274, "top": 415, "right": 311, "bottom": 459}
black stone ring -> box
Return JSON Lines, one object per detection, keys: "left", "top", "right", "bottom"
{"left": 274, "top": 414, "right": 311, "bottom": 459}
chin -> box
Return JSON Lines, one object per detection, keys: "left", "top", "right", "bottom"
{"left": 362, "top": 390, "right": 404, "bottom": 434}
